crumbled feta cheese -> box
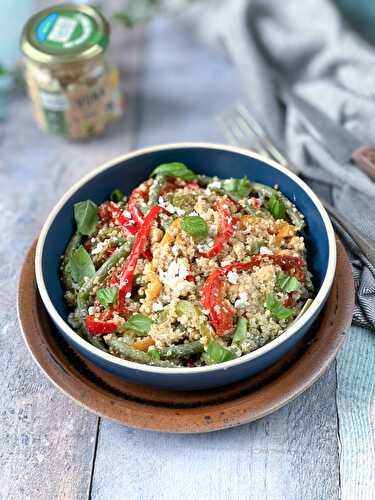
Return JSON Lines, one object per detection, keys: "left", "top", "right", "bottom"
{"left": 227, "top": 271, "right": 238, "bottom": 284}
{"left": 125, "top": 292, "right": 131, "bottom": 299}
{"left": 123, "top": 210, "right": 132, "bottom": 219}
{"left": 221, "top": 260, "right": 232, "bottom": 267}
{"left": 260, "top": 246, "right": 273, "bottom": 255}
{"left": 171, "top": 245, "right": 179, "bottom": 256}
{"left": 175, "top": 207, "right": 185, "bottom": 216}
{"left": 189, "top": 211, "right": 199, "bottom": 217}
{"left": 88, "top": 306, "right": 95, "bottom": 315}
{"left": 152, "top": 302, "right": 164, "bottom": 312}
{"left": 208, "top": 180, "right": 222, "bottom": 189}
{"left": 91, "top": 241, "right": 105, "bottom": 255}
{"left": 235, "top": 291, "right": 248, "bottom": 308}
{"left": 159, "top": 259, "right": 190, "bottom": 294}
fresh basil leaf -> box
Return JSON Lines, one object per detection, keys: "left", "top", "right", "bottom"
{"left": 67, "top": 245, "right": 96, "bottom": 285}
{"left": 276, "top": 272, "right": 300, "bottom": 293}
{"left": 110, "top": 189, "right": 124, "bottom": 203}
{"left": 267, "top": 193, "right": 286, "bottom": 220}
{"left": 232, "top": 318, "right": 248, "bottom": 344}
{"left": 96, "top": 287, "right": 118, "bottom": 307}
{"left": 150, "top": 162, "right": 197, "bottom": 181}
{"left": 124, "top": 313, "right": 153, "bottom": 336}
{"left": 206, "top": 341, "right": 237, "bottom": 363}
{"left": 181, "top": 215, "right": 208, "bottom": 241}
{"left": 223, "top": 176, "right": 251, "bottom": 200}
{"left": 74, "top": 200, "right": 99, "bottom": 235}
{"left": 266, "top": 294, "right": 295, "bottom": 321}
{"left": 148, "top": 346, "right": 160, "bottom": 360}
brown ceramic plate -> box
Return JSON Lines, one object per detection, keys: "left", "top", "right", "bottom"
{"left": 17, "top": 239, "right": 354, "bottom": 433}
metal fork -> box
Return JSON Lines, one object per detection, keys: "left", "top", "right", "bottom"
{"left": 219, "top": 104, "right": 375, "bottom": 268}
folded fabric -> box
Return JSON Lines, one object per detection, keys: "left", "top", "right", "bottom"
{"left": 192, "top": 0, "right": 375, "bottom": 330}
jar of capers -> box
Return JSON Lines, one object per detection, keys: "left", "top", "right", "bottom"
{"left": 21, "top": 4, "right": 123, "bottom": 140}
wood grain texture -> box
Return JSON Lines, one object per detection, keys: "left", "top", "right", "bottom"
{"left": 0, "top": 1, "right": 144, "bottom": 497}
{"left": 336, "top": 326, "right": 375, "bottom": 500}
{"left": 91, "top": 366, "right": 339, "bottom": 500}
{"left": 90, "top": 16, "right": 341, "bottom": 500}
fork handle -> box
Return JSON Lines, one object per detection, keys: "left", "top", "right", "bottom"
{"left": 322, "top": 200, "right": 375, "bottom": 268}
{"left": 351, "top": 145, "right": 375, "bottom": 181}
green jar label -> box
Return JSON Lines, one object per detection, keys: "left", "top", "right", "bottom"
{"left": 35, "top": 9, "right": 101, "bottom": 51}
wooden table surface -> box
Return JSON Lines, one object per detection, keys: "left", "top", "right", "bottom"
{"left": 1, "top": 3, "right": 374, "bottom": 499}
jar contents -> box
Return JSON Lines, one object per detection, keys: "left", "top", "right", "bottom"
{"left": 21, "top": 4, "right": 123, "bottom": 140}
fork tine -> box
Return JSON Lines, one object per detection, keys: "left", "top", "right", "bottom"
{"left": 218, "top": 114, "right": 245, "bottom": 148}
{"left": 219, "top": 112, "right": 270, "bottom": 158}
{"left": 235, "top": 104, "right": 289, "bottom": 167}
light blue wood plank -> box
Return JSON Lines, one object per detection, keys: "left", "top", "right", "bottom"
{"left": 91, "top": 367, "right": 339, "bottom": 500}
{"left": 0, "top": 4, "right": 145, "bottom": 497}
{"left": 336, "top": 326, "right": 375, "bottom": 500}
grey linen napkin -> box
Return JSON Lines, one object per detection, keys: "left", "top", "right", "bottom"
{"left": 192, "top": 0, "right": 375, "bottom": 330}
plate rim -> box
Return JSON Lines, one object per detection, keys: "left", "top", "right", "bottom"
{"left": 17, "top": 238, "right": 354, "bottom": 433}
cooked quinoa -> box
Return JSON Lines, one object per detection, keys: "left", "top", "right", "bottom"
{"left": 61, "top": 163, "right": 313, "bottom": 367}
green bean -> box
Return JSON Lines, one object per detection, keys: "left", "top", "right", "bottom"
{"left": 148, "top": 174, "right": 165, "bottom": 207}
{"left": 62, "top": 232, "right": 82, "bottom": 292}
{"left": 196, "top": 174, "right": 213, "bottom": 187}
{"left": 106, "top": 236, "right": 126, "bottom": 246}
{"left": 251, "top": 182, "right": 305, "bottom": 229}
{"left": 97, "top": 226, "right": 122, "bottom": 241}
{"left": 106, "top": 336, "right": 177, "bottom": 367}
{"left": 78, "top": 239, "right": 134, "bottom": 303}
{"left": 158, "top": 341, "right": 204, "bottom": 359}
{"left": 198, "top": 176, "right": 305, "bottom": 229}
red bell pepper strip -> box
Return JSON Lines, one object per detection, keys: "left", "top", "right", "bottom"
{"left": 99, "top": 201, "right": 137, "bottom": 235}
{"left": 117, "top": 205, "right": 163, "bottom": 308}
{"left": 85, "top": 313, "right": 117, "bottom": 335}
{"left": 201, "top": 198, "right": 237, "bottom": 258}
{"left": 127, "top": 185, "right": 150, "bottom": 229}
{"left": 221, "top": 254, "right": 305, "bottom": 282}
{"left": 202, "top": 254, "right": 305, "bottom": 336}
{"left": 202, "top": 268, "right": 234, "bottom": 336}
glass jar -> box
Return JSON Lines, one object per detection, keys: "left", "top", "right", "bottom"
{"left": 20, "top": 4, "right": 123, "bottom": 140}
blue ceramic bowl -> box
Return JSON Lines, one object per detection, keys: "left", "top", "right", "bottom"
{"left": 35, "top": 143, "right": 336, "bottom": 390}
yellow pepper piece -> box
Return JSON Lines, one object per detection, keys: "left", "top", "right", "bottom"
{"left": 132, "top": 337, "right": 155, "bottom": 352}
{"left": 275, "top": 223, "right": 297, "bottom": 247}
{"left": 160, "top": 218, "right": 180, "bottom": 246}
{"left": 239, "top": 215, "right": 259, "bottom": 229}
{"left": 146, "top": 268, "right": 161, "bottom": 301}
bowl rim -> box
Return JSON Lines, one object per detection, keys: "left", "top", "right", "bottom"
{"left": 35, "top": 142, "right": 337, "bottom": 375}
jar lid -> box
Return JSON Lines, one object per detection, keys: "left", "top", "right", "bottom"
{"left": 20, "top": 4, "right": 110, "bottom": 65}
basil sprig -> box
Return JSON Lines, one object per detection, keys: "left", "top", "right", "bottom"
{"left": 74, "top": 200, "right": 99, "bottom": 235}
{"left": 266, "top": 294, "right": 295, "bottom": 321}
{"left": 181, "top": 215, "right": 208, "bottom": 241}
{"left": 67, "top": 245, "right": 95, "bottom": 285}
{"left": 222, "top": 176, "right": 251, "bottom": 200}
{"left": 124, "top": 313, "right": 153, "bottom": 336}
{"left": 110, "top": 189, "right": 124, "bottom": 202}
{"left": 97, "top": 287, "right": 118, "bottom": 307}
{"left": 150, "top": 162, "right": 197, "bottom": 181}
{"left": 232, "top": 318, "right": 248, "bottom": 344}
{"left": 267, "top": 193, "right": 286, "bottom": 220}
{"left": 276, "top": 272, "right": 300, "bottom": 293}
{"left": 206, "top": 341, "right": 237, "bottom": 363}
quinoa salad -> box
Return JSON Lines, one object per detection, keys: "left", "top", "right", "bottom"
{"left": 62, "top": 162, "right": 314, "bottom": 367}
